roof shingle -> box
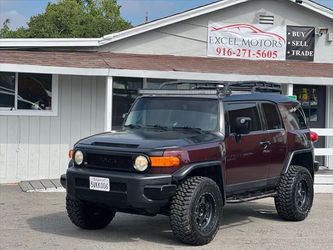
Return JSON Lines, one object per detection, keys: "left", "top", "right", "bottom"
{"left": 0, "top": 50, "right": 332, "bottom": 78}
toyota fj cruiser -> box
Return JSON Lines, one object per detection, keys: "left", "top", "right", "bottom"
{"left": 61, "top": 82, "right": 318, "bottom": 245}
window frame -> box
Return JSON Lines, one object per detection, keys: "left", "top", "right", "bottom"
{"left": 260, "top": 101, "right": 284, "bottom": 131}
{"left": 224, "top": 101, "right": 264, "bottom": 135}
{"left": 0, "top": 73, "right": 58, "bottom": 116}
{"left": 124, "top": 96, "right": 220, "bottom": 132}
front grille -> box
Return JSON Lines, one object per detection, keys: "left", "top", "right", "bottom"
{"left": 86, "top": 153, "right": 133, "bottom": 171}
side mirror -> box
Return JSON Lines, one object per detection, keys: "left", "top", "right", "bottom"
{"left": 122, "top": 113, "right": 128, "bottom": 119}
{"left": 235, "top": 117, "right": 252, "bottom": 135}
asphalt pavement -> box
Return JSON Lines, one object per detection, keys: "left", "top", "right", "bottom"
{"left": 0, "top": 184, "right": 332, "bottom": 250}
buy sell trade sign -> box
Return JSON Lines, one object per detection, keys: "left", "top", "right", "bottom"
{"left": 207, "top": 22, "right": 315, "bottom": 61}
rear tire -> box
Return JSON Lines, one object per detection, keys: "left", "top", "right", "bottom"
{"left": 66, "top": 195, "right": 116, "bottom": 229}
{"left": 169, "top": 176, "right": 223, "bottom": 245}
{"left": 274, "top": 165, "right": 314, "bottom": 221}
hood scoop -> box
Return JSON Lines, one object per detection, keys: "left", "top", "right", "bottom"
{"left": 91, "top": 142, "right": 139, "bottom": 148}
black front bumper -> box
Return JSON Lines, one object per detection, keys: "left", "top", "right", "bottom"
{"left": 61, "top": 167, "right": 176, "bottom": 213}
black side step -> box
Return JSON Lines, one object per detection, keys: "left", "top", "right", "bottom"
{"left": 226, "top": 191, "right": 277, "bottom": 204}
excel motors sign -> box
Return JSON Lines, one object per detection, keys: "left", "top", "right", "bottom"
{"left": 207, "top": 22, "right": 315, "bottom": 61}
{"left": 208, "top": 23, "right": 287, "bottom": 60}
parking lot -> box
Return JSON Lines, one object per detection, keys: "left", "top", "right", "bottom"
{"left": 0, "top": 184, "right": 332, "bottom": 250}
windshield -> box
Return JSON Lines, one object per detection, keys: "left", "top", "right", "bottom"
{"left": 124, "top": 97, "right": 219, "bottom": 131}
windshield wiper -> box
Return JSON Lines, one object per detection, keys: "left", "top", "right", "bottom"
{"left": 124, "top": 124, "right": 142, "bottom": 129}
{"left": 145, "top": 124, "right": 168, "bottom": 131}
{"left": 172, "top": 126, "right": 206, "bottom": 134}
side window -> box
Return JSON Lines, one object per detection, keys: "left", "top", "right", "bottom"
{"left": 293, "top": 105, "right": 307, "bottom": 129}
{"left": 279, "top": 103, "right": 307, "bottom": 130}
{"left": 227, "top": 102, "right": 261, "bottom": 133}
{"left": 262, "top": 103, "right": 283, "bottom": 130}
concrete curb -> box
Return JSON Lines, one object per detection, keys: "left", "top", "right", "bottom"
{"left": 19, "top": 179, "right": 65, "bottom": 193}
{"left": 314, "top": 173, "right": 333, "bottom": 193}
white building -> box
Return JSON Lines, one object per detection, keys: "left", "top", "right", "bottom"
{"left": 0, "top": 0, "right": 332, "bottom": 183}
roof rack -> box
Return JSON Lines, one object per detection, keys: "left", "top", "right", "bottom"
{"left": 138, "top": 81, "right": 282, "bottom": 96}
{"left": 225, "top": 81, "right": 282, "bottom": 94}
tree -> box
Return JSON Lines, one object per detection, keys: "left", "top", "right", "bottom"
{"left": 0, "top": 0, "right": 131, "bottom": 38}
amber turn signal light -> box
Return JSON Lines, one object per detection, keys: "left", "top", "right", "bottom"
{"left": 68, "top": 149, "right": 75, "bottom": 159}
{"left": 150, "top": 156, "right": 180, "bottom": 168}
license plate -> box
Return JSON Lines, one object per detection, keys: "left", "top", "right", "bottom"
{"left": 89, "top": 176, "right": 110, "bottom": 192}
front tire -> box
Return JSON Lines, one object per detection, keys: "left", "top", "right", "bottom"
{"left": 170, "top": 176, "right": 223, "bottom": 246}
{"left": 274, "top": 165, "right": 314, "bottom": 221}
{"left": 66, "top": 196, "right": 116, "bottom": 229}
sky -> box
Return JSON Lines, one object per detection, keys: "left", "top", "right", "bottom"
{"left": 0, "top": 0, "right": 332, "bottom": 30}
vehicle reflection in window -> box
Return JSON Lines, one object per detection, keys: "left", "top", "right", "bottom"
{"left": 18, "top": 73, "right": 52, "bottom": 110}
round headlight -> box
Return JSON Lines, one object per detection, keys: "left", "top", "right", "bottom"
{"left": 134, "top": 155, "right": 149, "bottom": 172}
{"left": 74, "top": 150, "right": 84, "bottom": 165}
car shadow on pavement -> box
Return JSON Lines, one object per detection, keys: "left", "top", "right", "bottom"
{"left": 26, "top": 200, "right": 281, "bottom": 246}
{"left": 222, "top": 201, "right": 281, "bottom": 229}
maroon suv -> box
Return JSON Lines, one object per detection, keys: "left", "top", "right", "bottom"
{"left": 61, "top": 82, "right": 318, "bottom": 245}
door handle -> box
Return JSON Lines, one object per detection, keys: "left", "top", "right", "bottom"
{"left": 260, "top": 141, "right": 271, "bottom": 150}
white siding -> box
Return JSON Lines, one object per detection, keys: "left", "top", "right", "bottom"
{"left": 100, "top": 0, "right": 333, "bottom": 63}
{"left": 0, "top": 75, "right": 106, "bottom": 183}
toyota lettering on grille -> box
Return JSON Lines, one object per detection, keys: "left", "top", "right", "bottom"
{"left": 99, "top": 156, "right": 118, "bottom": 167}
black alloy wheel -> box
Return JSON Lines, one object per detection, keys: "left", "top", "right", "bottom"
{"left": 275, "top": 165, "right": 314, "bottom": 221}
{"left": 195, "top": 193, "right": 216, "bottom": 233}
{"left": 170, "top": 176, "right": 223, "bottom": 245}
{"left": 295, "top": 180, "right": 309, "bottom": 210}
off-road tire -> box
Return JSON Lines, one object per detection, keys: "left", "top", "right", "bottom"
{"left": 274, "top": 165, "right": 314, "bottom": 221}
{"left": 170, "top": 176, "right": 223, "bottom": 246}
{"left": 66, "top": 195, "right": 116, "bottom": 229}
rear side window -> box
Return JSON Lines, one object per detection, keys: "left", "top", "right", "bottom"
{"left": 226, "top": 102, "right": 261, "bottom": 133}
{"left": 262, "top": 103, "right": 283, "bottom": 130}
{"left": 278, "top": 103, "right": 307, "bottom": 130}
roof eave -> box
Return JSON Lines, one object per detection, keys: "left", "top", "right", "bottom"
{"left": 301, "top": 0, "right": 333, "bottom": 19}
{"left": 99, "top": 0, "right": 248, "bottom": 45}
{"left": 1, "top": 62, "right": 333, "bottom": 85}
{"left": 0, "top": 38, "right": 102, "bottom": 47}
{"left": 0, "top": 0, "right": 332, "bottom": 48}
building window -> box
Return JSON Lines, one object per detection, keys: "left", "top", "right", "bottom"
{"left": 0, "top": 72, "right": 15, "bottom": 108}
{"left": 293, "top": 85, "right": 326, "bottom": 164}
{"left": 111, "top": 77, "right": 216, "bottom": 129}
{"left": 294, "top": 86, "right": 318, "bottom": 122}
{"left": 145, "top": 78, "right": 177, "bottom": 89}
{"left": 0, "top": 72, "right": 58, "bottom": 116}
{"left": 112, "top": 77, "right": 143, "bottom": 129}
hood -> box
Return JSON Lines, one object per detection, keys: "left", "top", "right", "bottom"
{"left": 76, "top": 129, "right": 222, "bottom": 149}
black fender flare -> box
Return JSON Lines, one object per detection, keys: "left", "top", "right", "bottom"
{"left": 282, "top": 148, "right": 315, "bottom": 176}
{"left": 172, "top": 160, "right": 226, "bottom": 205}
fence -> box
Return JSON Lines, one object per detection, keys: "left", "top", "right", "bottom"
{"left": 312, "top": 128, "right": 333, "bottom": 168}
